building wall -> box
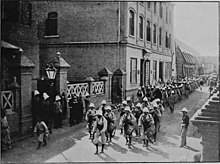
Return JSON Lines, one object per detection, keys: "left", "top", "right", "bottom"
{"left": 34, "top": 1, "right": 120, "bottom": 43}
{"left": 40, "top": 43, "right": 126, "bottom": 81}
{"left": 175, "top": 45, "right": 185, "bottom": 79}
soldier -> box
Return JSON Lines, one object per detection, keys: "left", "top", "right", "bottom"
{"left": 180, "top": 108, "right": 189, "bottom": 147}
{"left": 126, "top": 97, "right": 135, "bottom": 110}
{"left": 138, "top": 107, "right": 154, "bottom": 147}
{"left": 137, "top": 87, "right": 143, "bottom": 103}
{"left": 119, "top": 100, "right": 127, "bottom": 134}
{"left": 132, "top": 103, "right": 143, "bottom": 137}
{"left": 32, "top": 90, "right": 41, "bottom": 129}
{"left": 150, "top": 103, "right": 162, "bottom": 142}
{"left": 92, "top": 110, "right": 107, "bottom": 155}
{"left": 69, "top": 94, "right": 78, "bottom": 126}
{"left": 119, "top": 106, "right": 136, "bottom": 149}
{"left": 104, "top": 105, "right": 116, "bottom": 143}
{"left": 99, "top": 100, "right": 107, "bottom": 115}
{"left": 153, "top": 86, "right": 162, "bottom": 101}
{"left": 34, "top": 117, "right": 49, "bottom": 149}
{"left": 85, "top": 103, "right": 96, "bottom": 139}
{"left": 53, "top": 95, "right": 63, "bottom": 129}
{"left": 42, "top": 93, "right": 53, "bottom": 133}
{"left": 169, "top": 90, "right": 176, "bottom": 113}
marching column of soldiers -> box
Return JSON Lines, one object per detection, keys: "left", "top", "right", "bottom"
{"left": 86, "top": 78, "right": 201, "bottom": 154}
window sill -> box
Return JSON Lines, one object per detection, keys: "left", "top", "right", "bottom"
{"left": 129, "top": 35, "right": 135, "bottom": 39}
{"left": 44, "top": 35, "right": 59, "bottom": 38}
{"left": 139, "top": 38, "right": 144, "bottom": 42}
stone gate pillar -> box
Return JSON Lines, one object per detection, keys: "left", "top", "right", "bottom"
{"left": 98, "top": 67, "right": 113, "bottom": 103}
{"left": 20, "top": 55, "right": 35, "bottom": 136}
{"left": 51, "top": 52, "right": 70, "bottom": 94}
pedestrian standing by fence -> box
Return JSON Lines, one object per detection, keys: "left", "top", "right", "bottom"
{"left": 1, "top": 109, "right": 12, "bottom": 151}
{"left": 53, "top": 95, "right": 63, "bottom": 129}
{"left": 180, "top": 107, "right": 189, "bottom": 147}
{"left": 69, "top": 94, "right": 78, "bottom": 126}
{"left": 32, "top": 90, "right": 41, "bottom": 129}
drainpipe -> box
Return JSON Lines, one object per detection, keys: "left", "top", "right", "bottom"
{"left": 118, "top": 1, "right": 121, "bottom": 68}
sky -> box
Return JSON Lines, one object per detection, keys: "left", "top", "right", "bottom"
{"left": 173, "top": 2, "right": 218, "bottom": 57}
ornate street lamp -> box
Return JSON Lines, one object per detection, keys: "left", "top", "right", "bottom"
{"left": 46, "top": 64, "right": 57, "bottom": 80}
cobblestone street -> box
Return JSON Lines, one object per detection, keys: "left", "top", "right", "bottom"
{"left": 1, "top": 86, "right": 209, "bottom": 163}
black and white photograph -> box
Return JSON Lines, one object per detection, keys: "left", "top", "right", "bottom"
{"left": 1, "top": 0, "right": 219, "bottom": 163}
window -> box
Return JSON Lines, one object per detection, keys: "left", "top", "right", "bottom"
{"left": 153, "top": 24, "right": 156, "bottom": 44}
{"left": 129, "top": 10, "right": 135, "bottom": 36}
{"left": 20, "top": 1, "right": 32, "bottom": 26}
{"left": 154, "top": 2, "right": 157, "bottom": 14}
{"left": 166, "top": 7, "right": 168, "bottom": 23}
{"left": 165, "top": 62, "right": 172, "bottom": 80}
{"left": 147, "top": 2, "right": 151, "bottom": 9}
{"left": 45, "top": 12, "right": 58, "bottom": 36}
{"left": 1, "top": 1, "right": 19, "bottom": 22}
{"left": 130, "top": 58, "right": 137, "bottom": 84}
{"left": 165, "top": 32, "right": 168, "bottom": 48}
{"left": 169, "top": 34, "right": 171, "bottom": 48}
{"left": 159, "top": 28, "right": 162, "bottom": 46}
{"left": 169, "top": 10, "right": 171, "bottom": 24}
{"left": 139, "top": 16, "right": 144, "bottom": 39}
{"left": 146, "top": 20, "right": 151, "bottom": 42}
{"left": 159, "top": 2, "right": 163, "bottom": 18}
{"left": 153, "top": 61, "right": 157, "bottom": 80}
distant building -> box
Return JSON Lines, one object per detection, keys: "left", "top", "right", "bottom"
{"left": 197, "top": 56, "right": 218, "bottom": 75}
{"left": 175, "top": 39, "right": 199, "bottom": 80}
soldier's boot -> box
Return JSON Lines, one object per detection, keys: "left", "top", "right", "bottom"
{"left": 120, "top": 128, "right": 123, "bottom": 134}
{"left": 42, "top": 139, "right": 47, "bottom": 146}
{"left": 154, "top": 132, "right": 157, "bottom": 142}
{"left": 125, "top": 137, "right": 129, "bottom": 145}
{"left": 128, "top": 137, "right": 132, "bottom": 149}
{"left": 143, "top": 139, "right": 146, "bottom": 147}
{"left": 146, "top": 139, "right": 149, "bottom": 147}
{"left": 94, "top": 144, "right": 99, "bottom": 155}
{"left": 100, "top": 144, "right": 105, "bottom": 154}
{"left": 37, "top": 141, "right": 42, "bottom": 149}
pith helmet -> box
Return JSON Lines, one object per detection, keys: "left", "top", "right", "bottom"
{"left": 105, "top": 105, "right": 111, "bottom": 111}
{"left": 34, "top": 90, "right": 40, "bottom": 96}
{"left": 55, "top": 95, "right": 61, "bottom": 101}
{"left": 122, "top": 100, "right": 127, "bottom": 105}
{"left": 182, "top": 107, "right": 188, "bottom": 112}
{"left": 101, "top": 100, "right": 107, "bottom": 105}
{"left": 143, "top": 107, "right": 149, "bottom": 113}
{"left": 89, "top": 103, "right": 95, "bottom": 108}
{"left": 43, "top": 92, "right": 49, "bottom": 100}
{"left": 96, "top": 110, "right": 102, "bottom": 116}
{"left": 136, "top": 103, "right": 142, "bottom": 108}
{"left": 143, "top": 97, "right": 148, "bottom": 102}
{"left": 126, "top": 97, "right": 131, "bottom": 101}
{"left": 124, "top": 106, "right": 131, "bottom": 112}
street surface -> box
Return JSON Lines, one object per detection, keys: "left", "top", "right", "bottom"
{"left": 1, "top": 86, "right": 209, "bottom": 163}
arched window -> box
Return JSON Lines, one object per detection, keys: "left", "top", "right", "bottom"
{"left": 129, "top": 10, "right": 135, "bottom": 36}
{"left": 139, "top": 16, "right": 144, "bottom": 39}
{"left": 45, "top": 12, "right": 58, "bottom": 36}
{"left": 146, "top": 20, "right": 151, "bottom": 41}
{"left": 153, "top": 24, "right": 156, "bottom": 44}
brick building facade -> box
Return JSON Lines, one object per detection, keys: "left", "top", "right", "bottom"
{"left": 36, "top": 1, "right": 175, "bottom": 102}
{"left": 1, "top": 1, "right": 175, "bottom": 139}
